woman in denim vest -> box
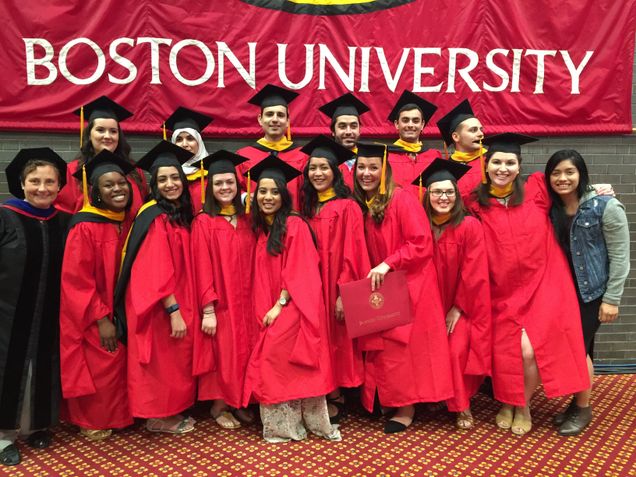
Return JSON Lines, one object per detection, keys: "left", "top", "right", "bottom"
{"left": 546, "top": 150, "right": 630, "bottom": 436}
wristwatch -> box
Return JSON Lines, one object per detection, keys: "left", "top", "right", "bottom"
{"left": 278, "top": 296, "right": 290, "bottom": 307}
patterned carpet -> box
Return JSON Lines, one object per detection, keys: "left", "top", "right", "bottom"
{"left": 3, "top": 374, "right": 635, "bottom": 477}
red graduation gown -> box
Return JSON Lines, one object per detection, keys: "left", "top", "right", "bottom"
{"left": 433, "top": 216, "right": 492, "bottom": 412}
{"left": 387, "top": 146, "right": 440, "bottom": 198}
{"left": 452, "top": 158, "right": 483, "bottom": 200}
{"left": 125, "top": 214, "right": 196, "bottom": 418}
{"left": 236, "top": 144, "right": 307, "bottom": 211}
{"left": 339, "top": 161, "right": 356, "bottom": 190}
{"left": 60, "top": 220, "right": 133, "bottom": 429}
{"left": 191, "top": 213, "right": 257, "bottom": 408}
{"left": 242, "top": 216, "right": 335, "bottom": 406}
{"left": 307, "top": 198, "right": 370, "bottom": 388}
{"left": 465, "top": 173, "right": 590, "bottom": 406}
{"left": 360, "top": 188, "right": 453, "bottom": 411}
{"left": 54, "top": 159, "right": 148, "bottom": 232}
{"left": 187, "top": 175, "right": 208, "bottom": 215}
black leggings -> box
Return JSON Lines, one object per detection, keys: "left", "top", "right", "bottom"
{"left": 578, "top": 296, "right": 603, "bottom": 357}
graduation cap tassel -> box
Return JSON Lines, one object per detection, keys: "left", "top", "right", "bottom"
{"left": 81, "top": 164, "right": 89, "bottom": 208}
{"left": 418, "top": 174, "right": 423, "bottom": 204}
{"left": 286, "top": 117, "right": 291, "bottom": 141}
{"left": 79, "top": 106, "right": 84, "bottom": 148}
{"left": 245, "top": 170, "right": 251, "bottom": 214}
{"left": 162, "top": 122, "right": 167, "bottom": 141}
{"left": 200, "top": 160, "right": 205, "bottom": 207}
{"left": 480, "top": 138, "right": 487, "bottom": 184}
{"left": 443, "top": 142, "right": 449, "bottom": 160}
{"left": 379, "top": 145, "right": 387, "bottom": 195}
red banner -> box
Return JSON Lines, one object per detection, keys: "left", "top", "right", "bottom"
{"left": 0, "top": 0, "right": 634, "bottom": 137}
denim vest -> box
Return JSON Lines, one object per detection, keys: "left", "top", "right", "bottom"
{"left": 569, "top": 192, "right": 610, "bottom": 303}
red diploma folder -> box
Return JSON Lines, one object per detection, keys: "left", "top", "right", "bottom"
{"left": 340, "top": 270, "right": 412, "bottom": 338}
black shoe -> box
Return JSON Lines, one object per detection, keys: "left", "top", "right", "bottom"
{"left": 384, "top": 419, "right": 408, "bottom": 434}
{"left": 558, "top": 405, "right": 592, "bottom": 436}
{"left": 327, "top": 397, "right": 346, "bottom": 425}
{"left": 0, "top": 444, "right": 20, "bottom": 466}
{"left": 553, "top": 398, "right": 577, "bottom": 426}
{"left": 27, "top": 430, "right": 52, "bottom": 449}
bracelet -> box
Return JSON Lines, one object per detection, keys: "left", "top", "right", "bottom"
{"left": 165, "top": 303, "right": 180, "bottom": 315}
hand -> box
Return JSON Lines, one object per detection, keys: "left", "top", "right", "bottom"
{"left": 445, "top": 306, "right": 461, "bottom": 335}
{"left": 202, "top": 313, "right": 217, "bottom": 335}
{"left": 593, "top": 184, "right": 615, "bottom": 197}
{"left": 170, "top": 310, "right": 187, "bottom": 339}
{"left": 335, "top": 295, "right": 345, "bottom": 322}
{"left": 263, "top": 303, "right": 283, "bottom": 327}
{"left": 599, "top": 302, "right": 619, "bottom": 323}
{"left": 367, "top": 262, "right": 391, "bottom": 291}
{"left": 97, "top": 317, "right": 118, "bottom": 352}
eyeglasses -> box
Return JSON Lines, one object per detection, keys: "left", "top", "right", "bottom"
{"left": 429, "top": 189, "right": 456, "bottom": 198}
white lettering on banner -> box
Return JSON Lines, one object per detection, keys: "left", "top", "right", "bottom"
{"left": 22, "top": 37, "right": 595, "bottom": 95}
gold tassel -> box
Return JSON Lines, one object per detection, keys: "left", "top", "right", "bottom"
{"left": 379, "top": 145, "right": 387, "bottom": 195}
{"left": 245, "top": 170, "right": 251, "bottom": 214}
{"left": 286, "top": 116, "right": 291, "bottom": 141}
{"left": 418, "top": 174, "right": 423, "bottom": 204}
{"left": 443, "top": 142, "right": 449, "bottom": 160}
{"left": 162, "top": 122, "right": 167, "bottom": 140}
{"left": 480, "top": 138, "right": 487, "bottom": 184}
{"left": 81, "top": 164, "right": 89, "bottom": 208}
{"left": 200, "top": 160, "right": 205, "bottom": 207}
{"left": 80, "top": 106, "right": 84, "bottom": 148}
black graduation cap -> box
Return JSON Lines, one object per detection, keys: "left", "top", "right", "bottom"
{"left": 136, "top": 140, "right": 193, "bottom": 173}
{"left": 164, "top": 106, "right": 213, "bottom": 133}
{"left": 482, "top": 133, "right": 538, "bottom": 155}
{"left": 411, "top": 157, "right": 470, "bottom": 189}
{"left": 5, "top": 147, "right": 68, "bottom": 199}
{"left": 247, "top": 84, "right": 299, "bottom": 109}
{"left": 198, "top": 150, "right": 249, "bottom": 176}
{"left": 318, "top": 93, "right": 370, "bottom": 120}
{"left": 387, "top": 90, "right": 438, "bottom": 123}
{"left": 244, "top": 154, "right": 301, "bottom": 184}
{"left": 436, "top": 100, "right": 477, "bottom": 146}
{"left": 73, "top": 95, "right": 133, "bottom": 122}
{"left": 301, "top": 135, "right": 354, "bottom": 166}
{"left": 73, "top": 150, "right": 135, "bottom": 184}
{"left": 356, "top": 142, "right": 388, "bottom": 158}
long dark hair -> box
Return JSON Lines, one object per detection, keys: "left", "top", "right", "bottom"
{"left": 352, "top": 156, "right": 397, "bottom": 224}
{"left": 301, "top": 157, "right": 351, "bottom": 218}
{"left": 76, "top": 119, "right": 145, "bottom": 193}
{"left": 149, "top": 165, "right": 194, "bottom": 227}
{"left": 545, "top": 149, "right": 591, "bottom": 248}
{"left": 251, "top": 176, "right": 295, "bottom": 256}
{"left": 423, "top": 180, "right": 465, "bottom": 227}
{"left": 203, "top": 171, "right": 245, "bottom": 216}
{"left": 474, "top": 149, "right": 525, "bottom": 207}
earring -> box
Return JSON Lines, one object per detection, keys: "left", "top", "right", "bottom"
{"left": 96, "top": 195, "right": 102, "bottom": 203}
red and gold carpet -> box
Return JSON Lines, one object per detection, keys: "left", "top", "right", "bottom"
{"left": 3, "top": 374, "right": 635, "bottom": 477}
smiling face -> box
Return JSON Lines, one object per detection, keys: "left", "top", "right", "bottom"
{"left": 394, "top": 108, "right": 424, "bottom": 143}
{"left": 256, "top": 178, "right": 282, "bottom": 216}
{"left": 90, "top": 118, "right": 119, "bottom": 154}
{"left": 452, "top": 118, "right": 484, "bottom": 153}
{"left": 487, "top": 152, "right": 520, "bottom": 188}
{"left": 174, "top": 131, "right": 199, "bottom": 156}
{"left": 258, "top": 105, "right": 289, "bottom": 142}
{"left": 332, "top": 115, "right": 360, "bottom": 149}
{"left": 212, "top": 172, "right": 238, "bottom": 207}
{"left": 22, "top": 165, "right": 60, "bottom": 209}
{"left": 549, "top": 159, "right": 580, "bottom": 200}
{"left": 355, "top": 156, "right": 383, "bottom": 197}
{"left": 307, "top": 157, "right": 334, "bottom": 193}
{"left": 428, "top": 179, "right": 457, "bottom": 216}
{"left": 156, "top": 166, "right": 183, "bottom": 203}
{"left": 96, "top": 171, "right": 130, "bottom": 212}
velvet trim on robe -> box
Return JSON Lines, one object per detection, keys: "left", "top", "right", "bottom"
{"left": 308, "top": 198, "right": 370, "bottom": 388}
{"left": 242, "top": 216, "right": 335, "bottom": 406}
{"left": 386, "top": 146, "right": 440, "bottom": 198}
{"left": 0, "top": 206, "right": 69, "bottom": 429}
{"left": 433, "top": 216, "right": 492, "bottom": 412}
{"left": 360, "top": 188, "right": 454, "bottom": 411}
{"left": 191, "top": 214, "right": 257, "bottom": 408}
{"left": 465, "top": 173, "right": 590, "bottom": 406}
{"left": 59, "top": 216, "right": 133, "bottom": 429}
{"left": 54, "top": 158, "right": 148, "bottom": 234}
{"left": 122, "top": 214, "right": 196, "bottom": 418}
{"left": 236, "top": 144, "right": 307, "bottom": 211}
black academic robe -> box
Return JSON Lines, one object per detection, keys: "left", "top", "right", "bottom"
{"left": 0, "top": 204, "right": 69, "bottom": 429}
